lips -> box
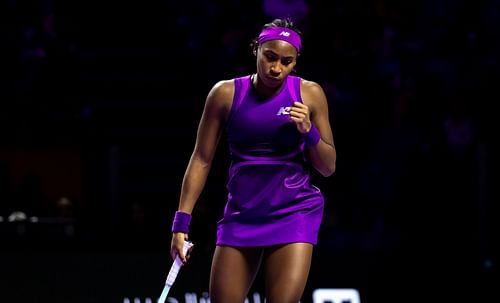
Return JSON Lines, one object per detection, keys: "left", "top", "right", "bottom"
{"left": 266, "top": 75, "right": 281, "bottom": 83}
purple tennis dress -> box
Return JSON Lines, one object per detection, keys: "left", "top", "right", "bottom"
{"left": 216, "top": 74, "right": 324, "bottom": 247}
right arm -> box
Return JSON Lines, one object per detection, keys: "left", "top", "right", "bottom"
{"left": 171, "top": 80, "right": 234, "bottom": 262}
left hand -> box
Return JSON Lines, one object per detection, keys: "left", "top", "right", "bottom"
{"left": 286, "top": 101, "right": 312, "bottom": 134}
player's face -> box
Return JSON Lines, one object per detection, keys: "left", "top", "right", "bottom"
{"left": 256, "top": 40, "right": 297, "bottom": 89}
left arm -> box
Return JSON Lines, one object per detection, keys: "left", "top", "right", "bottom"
{"left": 287, "top": 79, "right": 336, "bottom": 176}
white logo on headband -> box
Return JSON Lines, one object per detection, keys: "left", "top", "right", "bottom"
{"left": 279, "top": 31, "right": 291, "bottom": 37}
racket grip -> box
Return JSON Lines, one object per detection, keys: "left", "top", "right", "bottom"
{"left": 166, "top": 240, "right": 193, "bottom": 286}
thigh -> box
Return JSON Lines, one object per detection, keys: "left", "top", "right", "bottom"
{"left": 263, "top": 242, "right": 313, "bottom": 303}
{"left": 209, "top": 245, "right": 263, "bottom": 303}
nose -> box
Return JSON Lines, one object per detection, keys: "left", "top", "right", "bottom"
{"left": 270, "top": 62, "right": 282, "bottom": 75}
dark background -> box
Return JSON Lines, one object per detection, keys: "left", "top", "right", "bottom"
{"left": 0, "top": 0, "right": 498, "bottom": 302}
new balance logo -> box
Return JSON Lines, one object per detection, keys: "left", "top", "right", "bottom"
{"left": 279, "top": 31, "right": 291, "bottom": 37}
{"left": 276, "top": 107, "right": 290, "bottom": 116}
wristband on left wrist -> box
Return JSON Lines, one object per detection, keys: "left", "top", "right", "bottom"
{"left": 303, "top": 125, "right": 321, "bottom": 146}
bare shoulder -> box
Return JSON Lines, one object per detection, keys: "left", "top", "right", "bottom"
{"left": 205, "top": 79, "right": 235, "bottom": 119}
{"left": 209, "top": 79, "right": 235, "bottom": 100}
{"left": 299, "top": 78, "right": 327, "bottom": 109}
{"left": 300, "top": 78, "right": 326, "bottom": 97}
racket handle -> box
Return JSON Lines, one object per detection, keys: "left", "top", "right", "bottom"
{"left": 166, "top": 240, "right": 193, "bottom": 286}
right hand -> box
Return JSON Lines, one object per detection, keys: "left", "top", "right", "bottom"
{"left": 170, "top": 232, "right": 193, "bottom": 264}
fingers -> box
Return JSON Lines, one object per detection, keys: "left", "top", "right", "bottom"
{"left": 287, "top": 102, "right": 311, "bottom": 132}
{"left": 184, "top": 244, "right": 194, "bottom": 263}
{"left": 178, "top": 242, "right": 188, "bottom": 264}
{"left": 287, "top": 102, "right": 309, "bottom": 119}
{"left": 170, "top": 238, "right": 180, "bottom": 260}
{"left": 178, "top": 242, "right": 194, "bottom": 265}
{"left": 171, "top": 233, "right": 187, "bottom": 261}
{"left": 170, "top": 233, "right": 194, "bottom": 265}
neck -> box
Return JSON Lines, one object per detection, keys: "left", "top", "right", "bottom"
{"left": 251, "top": 73, "right": 284, "bottom": 98}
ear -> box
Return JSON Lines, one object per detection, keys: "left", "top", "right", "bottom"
{"left": 252, "top": 45, "right": 258, "bottom": 56}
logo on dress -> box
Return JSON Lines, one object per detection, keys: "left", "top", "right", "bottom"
{"left": 276, "top": 107, "right": 290, "bottom": 116}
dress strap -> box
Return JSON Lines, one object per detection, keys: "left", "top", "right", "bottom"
{"left": 286, "top": 76, "right": 301, "bottom": 103}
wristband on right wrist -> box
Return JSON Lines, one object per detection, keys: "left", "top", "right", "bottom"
{"left": 171, "top": 211, "right": 192, "bottom": 233}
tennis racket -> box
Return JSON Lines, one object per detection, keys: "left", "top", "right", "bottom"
{"left": 158, "top": 240, "right": 193, "bottom": 303}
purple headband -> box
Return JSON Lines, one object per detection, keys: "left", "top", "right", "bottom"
{"left": 257, "top": 26, "right": 302, "bottom": 52}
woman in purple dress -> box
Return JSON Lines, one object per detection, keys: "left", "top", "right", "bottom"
{"left": 170, "top": 18, "right": 337, "bottom": 302}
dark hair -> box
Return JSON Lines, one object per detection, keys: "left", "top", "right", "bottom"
{"left": 250, "top": 18, "right": 303, "bottom": 51}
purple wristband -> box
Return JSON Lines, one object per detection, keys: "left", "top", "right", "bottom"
{"left": 303, "top": 125, "right": 321, "bottom": 146}
{"left": 172, "top": 211, "right": 192, "bottom": 233}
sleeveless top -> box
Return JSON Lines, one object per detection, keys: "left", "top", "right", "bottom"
{"left": 216, "top": 74, "right": 324, "bottom": 247}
